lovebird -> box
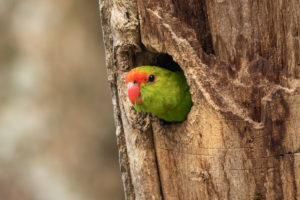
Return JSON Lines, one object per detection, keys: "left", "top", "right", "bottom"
{"left": 125, "top": 66, "right": 192, "bottom": 122}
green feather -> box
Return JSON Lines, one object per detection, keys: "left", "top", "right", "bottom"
{"left": 132, "top": 66, "right": 192, "bottom": 122}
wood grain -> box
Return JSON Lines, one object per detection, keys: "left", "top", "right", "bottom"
{"left": 101, "top": 0, "right": 300, "bottom": 199}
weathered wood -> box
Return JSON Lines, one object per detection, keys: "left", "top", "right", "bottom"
{"left": 100, "top": 0, "right": 300, "bottom": 199}
{"left": 100, "top": 1, "right": 162, "bottom": 199}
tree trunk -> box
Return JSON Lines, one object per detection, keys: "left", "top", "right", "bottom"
{"left": 100, "top": 0, "right": 300, "bottom": 199}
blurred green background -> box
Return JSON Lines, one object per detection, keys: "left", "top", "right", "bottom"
{"left": 0, "top": 0, "right": 123, "bottom": 199}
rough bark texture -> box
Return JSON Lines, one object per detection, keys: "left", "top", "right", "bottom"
{"left": 100, "top": 0, "right": 300, "bottom": 199}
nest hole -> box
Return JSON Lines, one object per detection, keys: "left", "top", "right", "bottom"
{"left": 150, "top": 54, "right": 183, "bottom": 72}
{"left": 133, "top": 50, "right": 183, "bottom": 72}
{"left": 133, "top": 51, "right": 191, "bottom": 123}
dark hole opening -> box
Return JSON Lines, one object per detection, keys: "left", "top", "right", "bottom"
{"left": 134, "top": 51, "right": 183, "bottom": 72}
{"left": 151, "top": 54, "right": 183, "bottom": 72}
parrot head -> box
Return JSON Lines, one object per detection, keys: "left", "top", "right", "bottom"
{"left": 125, "top": 67, "right": 156, "bottom": 105}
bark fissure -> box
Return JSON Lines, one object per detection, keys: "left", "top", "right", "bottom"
{"left": 151, "top": 125, "right": 165, "bottom": 200}
{"left": 114, "top": 77, "right": 136, "bottom": 199}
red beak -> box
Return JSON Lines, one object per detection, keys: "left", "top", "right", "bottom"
{"left": 128, "top": 83, "right": 143, "bottom": 105}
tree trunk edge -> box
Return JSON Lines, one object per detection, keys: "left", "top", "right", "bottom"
{"left": 99, "top": 1, "right": 135, "bottom": 199}
{"left": 99, "top": 0, "right": 163, "bottom": 199}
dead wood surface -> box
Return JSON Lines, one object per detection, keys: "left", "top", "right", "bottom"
{"left": 100, "top": 0, "right": 300, "bottom": 199}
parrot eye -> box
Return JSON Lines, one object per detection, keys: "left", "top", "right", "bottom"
{"left": 148, "top": 74, "right": 155, "bottom": 82}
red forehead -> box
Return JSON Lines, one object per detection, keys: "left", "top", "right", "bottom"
{"left": 125, "top": 69, "right": 148, "bottom": 85}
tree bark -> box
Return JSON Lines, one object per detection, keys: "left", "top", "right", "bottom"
{"left": 100, "top": 0, "right": 300, "bottom": 199}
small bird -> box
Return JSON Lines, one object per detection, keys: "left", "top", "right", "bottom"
{"left": 125, "top": 66, "right": 192, "bottom": 122}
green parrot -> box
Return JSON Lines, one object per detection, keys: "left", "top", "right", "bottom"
{"left": 125, "top": 66, "right": 192, "bottom": 122}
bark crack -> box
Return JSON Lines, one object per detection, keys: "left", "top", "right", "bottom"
{"left": 151, "top": 125, "right": 165, "bottom": 200}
